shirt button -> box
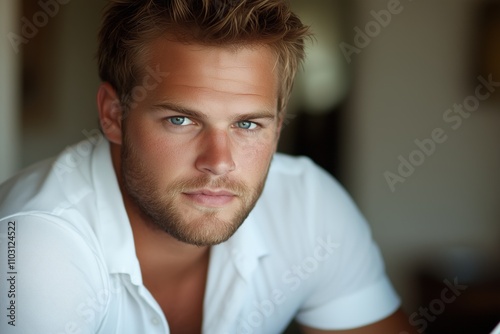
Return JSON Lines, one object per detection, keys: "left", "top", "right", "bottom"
{"left": 151, "top": 317, "right": 160, "bottom": 326}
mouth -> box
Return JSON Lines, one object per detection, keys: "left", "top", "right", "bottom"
{"left": 182, "top": 189, "right": 237, "bottom": 207}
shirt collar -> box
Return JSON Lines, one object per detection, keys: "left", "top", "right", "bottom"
{"left": 202, "top": 204, "right": 270, "bottom": 333}
{"left": 91, "top": 139, "right": 143, "bottom": 285}
{"left": 216, "top": 209, "right": 269, "bottom": 280}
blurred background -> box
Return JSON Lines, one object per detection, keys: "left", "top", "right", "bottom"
{"left": 1, "top": 0, "right": 500, "bottom": 333}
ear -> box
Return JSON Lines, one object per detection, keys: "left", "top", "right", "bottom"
{"left": 97, "top": 82, "right": 124, "bottom": 145}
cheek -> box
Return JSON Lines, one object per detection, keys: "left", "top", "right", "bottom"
{"left": 235, "top": 141, "right": 276, "bottom": 173}
{"left": 130, "top": 123, "right": 192, "bottom": 174}
{"left": 147, "top": 139, "right": 192, "bottom": 170}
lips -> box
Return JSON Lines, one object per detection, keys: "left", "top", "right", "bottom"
{"left": 183, "top": 189, "right": 237, "bottom": 207}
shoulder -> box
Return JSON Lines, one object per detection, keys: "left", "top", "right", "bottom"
{"left": 268, "top": 153, "right": 329, "bottom": 180}
{"left": 0, "top": 213, "right": 106, "bottom": 278}
{"left": 0, "top": 145, "right": 93, "bottom": 216}
{"left": 250, "top": 155, "right": 401, "bottom": 330}
{"left": 252, "top": 153, "right": 377, "bottom": 291}
{"left": 260, "top": 153, "right": 366, "bottom": 238}
{"left": 0, "top": 158, "right": 56, "bottom": 217}
{"left": 259, "top": 155, "right": 384, "bottom": 270}
{"left": 266, "top": 153, "right": 353, "bottom": 206}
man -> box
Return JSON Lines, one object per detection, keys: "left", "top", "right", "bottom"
{"left": 0, "top": 0, "right": 416, "bottom": 333}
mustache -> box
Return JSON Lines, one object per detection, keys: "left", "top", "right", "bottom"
{"left": 171, "top": 175, "right": 249, "bottom": 196}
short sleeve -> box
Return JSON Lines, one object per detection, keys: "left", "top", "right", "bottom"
{"left": 294, "top": 162, "right": 400, "bottom": 330}
{"left": 0, "top": 215, "right": 109, "bottom": 334}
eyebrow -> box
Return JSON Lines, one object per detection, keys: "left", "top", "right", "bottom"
{"left": 151, "top": 102, "right": 207, "bottom": 120}
{"left": 150, "top": 102, "right": 276, "bottom": 122}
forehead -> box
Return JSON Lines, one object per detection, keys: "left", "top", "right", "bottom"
{"left": 139, "top": 38, "right": 279, "bottom": 103}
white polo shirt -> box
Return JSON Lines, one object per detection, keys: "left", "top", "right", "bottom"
{"left": 0, "top": 138, "right": 400, "bottom": 334}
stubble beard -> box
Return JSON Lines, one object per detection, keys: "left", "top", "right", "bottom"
{"left": 120, "top": 136, "right": 269, "bottom": 247}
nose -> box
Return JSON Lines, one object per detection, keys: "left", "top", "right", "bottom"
{"left": 195, "top": 129, "right": 236, "bottom": 176}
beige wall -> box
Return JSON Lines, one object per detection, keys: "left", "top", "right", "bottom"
{"left": 21, "top": 0, "right": 104, "bottom": 167}
{"left": 0, "top": 1, "right": 21, "bottom": 182}
{"left": 344, "top": 0, "right": 500, "bottom": 309}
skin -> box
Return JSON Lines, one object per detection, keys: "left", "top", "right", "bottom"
{"left": 97, "top": 37, "right": 417, "bottom": 334}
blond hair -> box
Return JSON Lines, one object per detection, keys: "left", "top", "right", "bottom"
{"left": 98, "top": 0, "right": 310, "bottom": 114}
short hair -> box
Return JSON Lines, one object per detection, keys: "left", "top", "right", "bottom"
{"left": 97, "top": 0, "right": 310, "bottom": 115}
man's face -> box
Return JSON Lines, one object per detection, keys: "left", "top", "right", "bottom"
{"left": 120, "top": 39, "right": 281, "bottom": 246}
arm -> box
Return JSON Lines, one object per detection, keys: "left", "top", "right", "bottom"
{"left": 300, "top": 309, "right": 419, "bottom": 334}
{"left": 292, "top": 161, "right": 414, "bottom": 333}
{"left": 0, "top": 215, "right": 108, "bottom": 334}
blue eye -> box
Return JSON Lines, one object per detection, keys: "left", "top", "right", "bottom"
{"left": 237, "top": 121, "right": 257, "bottom": 130}
{"left": 168, "top": 116, "right": 193, "bottom": 126}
